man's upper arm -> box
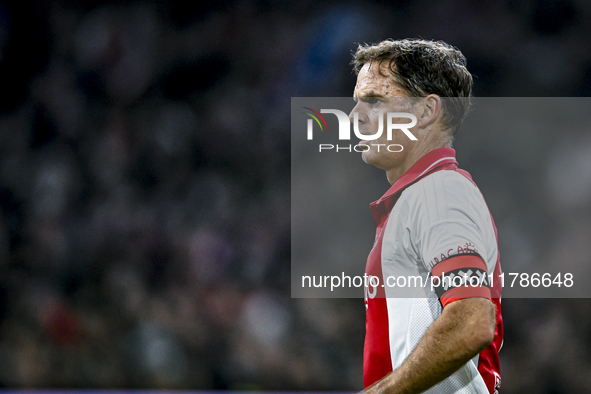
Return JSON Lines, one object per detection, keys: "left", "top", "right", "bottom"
{"left": 411, "top": 171, "right": 497, "bottom": 305}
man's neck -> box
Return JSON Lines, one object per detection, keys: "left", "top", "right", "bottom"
{"left": 385, "top": 141, "right": 451, "bottom": 185}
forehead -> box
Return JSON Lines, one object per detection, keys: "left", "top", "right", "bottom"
{"left": 354, "top": 61, "right": 404, "bottom": 97}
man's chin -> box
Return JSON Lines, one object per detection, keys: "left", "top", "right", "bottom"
{"left": 361, "top": 151, "right": 392, "bottom": 170}
{"left": 361, "top": 151, "right": 373, "bottom": 165}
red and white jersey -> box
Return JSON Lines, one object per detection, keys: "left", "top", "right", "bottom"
{"left": 364, "top": 147, "right": 503, "bottom": 394}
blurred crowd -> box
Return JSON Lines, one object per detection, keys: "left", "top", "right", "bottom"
{"left": 0, "top": 0, "right": 590, "bottom": 392}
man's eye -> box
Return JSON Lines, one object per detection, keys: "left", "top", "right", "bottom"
{"left": 368, "top": 97, "right": 380, "bottom": 105}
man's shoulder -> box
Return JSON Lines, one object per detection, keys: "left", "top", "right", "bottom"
{"left": 395, "top": 168, "right": 490, "bottom": 226}
{"left": 401, "top": 168, "right": 480, "bottom": 203}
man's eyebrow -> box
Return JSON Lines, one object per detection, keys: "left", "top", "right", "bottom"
{"left": 354, "top": 90, "right": 384, "bottom": 102}
{"left": 363, "top": 91, "right": 383, "bottom": 97}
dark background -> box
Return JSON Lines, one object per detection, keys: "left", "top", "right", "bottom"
{"left": 0, "top": 0, "right": 591, "bottom": 392}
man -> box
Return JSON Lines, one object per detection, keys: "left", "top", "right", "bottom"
{"left": 349, "top": 39, "right": 503, "bottom": 394}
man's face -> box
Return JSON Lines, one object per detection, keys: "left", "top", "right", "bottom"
{"left": 349, "top": 62, "right": 418, "bottom": 171}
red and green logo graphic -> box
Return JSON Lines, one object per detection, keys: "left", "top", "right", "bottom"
{"left": 302, "top": 107, "right": 328, "bottom": 139}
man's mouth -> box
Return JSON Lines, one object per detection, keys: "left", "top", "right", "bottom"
{"left": 358, "top": 133, "right": 374, "bottom": 145}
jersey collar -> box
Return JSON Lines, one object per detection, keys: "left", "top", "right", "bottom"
{"left": 370, "top": 147, "right": 458, "bottom": 225}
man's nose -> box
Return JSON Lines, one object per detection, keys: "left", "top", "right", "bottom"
{"left": 349, "top": 103, "right": 364, "bottom": 124}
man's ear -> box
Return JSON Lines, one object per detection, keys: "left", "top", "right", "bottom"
{"left": 417, "top": 94, "right": 442, "bottom": 128}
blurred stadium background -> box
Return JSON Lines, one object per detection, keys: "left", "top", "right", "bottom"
{"left": 1, "top": 0, "right": 591, "bottom": 392}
